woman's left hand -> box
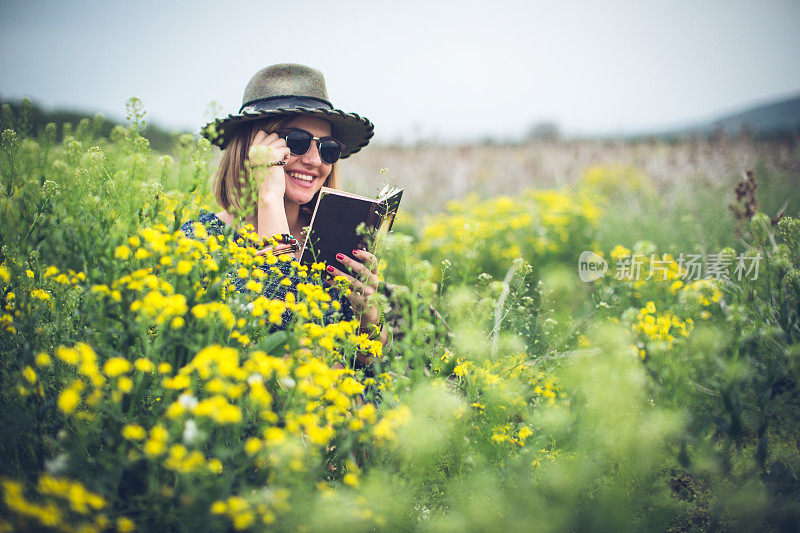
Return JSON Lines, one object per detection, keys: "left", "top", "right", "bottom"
{"left": 326, "top": 249, "right": 384, "bottom": 336}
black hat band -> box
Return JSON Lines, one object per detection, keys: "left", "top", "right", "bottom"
{"left": 240, "top": 96, "right": 333, "bottom": 114}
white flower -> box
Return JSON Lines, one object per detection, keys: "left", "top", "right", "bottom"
{"left": 279, "top": 376, "right": 296, "bottom": 389}
{"left": 183, "top": 419, "right": 199, "bottom": 444}
{"left": 178, "top": 393, "right": 198, "bottom": 410}
{"left": 45, "top": 454, "right": 68, "bottom": 473}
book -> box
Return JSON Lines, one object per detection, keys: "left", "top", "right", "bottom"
{"left": 300, "top": 185, "right": 404, "bottom": 268}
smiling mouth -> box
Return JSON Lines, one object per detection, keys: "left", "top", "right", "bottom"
{"left": 287, "top": 171, "right": 315, "bottom": 183}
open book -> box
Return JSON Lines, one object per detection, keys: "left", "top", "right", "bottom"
{"left": 300, "top": 185, "right": 404, "bottom": 268}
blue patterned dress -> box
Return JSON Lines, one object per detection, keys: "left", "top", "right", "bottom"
{"left": 180, "top": 210, "right": 354, "bottom": 329}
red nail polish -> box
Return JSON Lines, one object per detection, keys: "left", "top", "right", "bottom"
{"left": 326, "top": 265, "right": 334, "bottom": 273}
{"left": 352, "top": 249, "right": 359, "bottom": 255}
{"left": 336, "top": 253, "right": 344, "bottom": 261}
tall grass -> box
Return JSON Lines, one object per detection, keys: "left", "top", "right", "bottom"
{"left": 1, "top": 99, "right": 799, "bottom": 531}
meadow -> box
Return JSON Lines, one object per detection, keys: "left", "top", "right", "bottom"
{"left": 1, "top": 98, "right": 799, "bottom": 531}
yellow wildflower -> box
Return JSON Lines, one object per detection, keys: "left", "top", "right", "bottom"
{"left": 103, "top": 357, "right": 131, "bottom": 377}
{"left": 22, "top": 366, "right": 36, "bottom": 384}
{"left": 58, "top": 387, "right": 81, "bottom": 414}
{"left": 122, "top": 424, "right": 147, "bottom": 441}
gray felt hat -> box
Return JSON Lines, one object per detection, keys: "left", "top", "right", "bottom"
{"left": 202, "top": 63, "right": 374, "bottom": 158}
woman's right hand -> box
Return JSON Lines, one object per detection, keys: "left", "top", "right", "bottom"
{"left": 248, "top": 131, "right": 290, "bottom": 202}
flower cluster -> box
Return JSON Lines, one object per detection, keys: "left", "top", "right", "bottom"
{"left": 1, "top": 475, "right": 135, "bottom": 532}
{"left": 419, "top": 190, "right": 601, "bottom": 278}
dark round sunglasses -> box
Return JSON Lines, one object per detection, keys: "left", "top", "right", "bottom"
{"left": 277, "top": 128, "right": 344, "bottom": 165}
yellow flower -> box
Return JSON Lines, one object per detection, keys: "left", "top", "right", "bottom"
{"left": 144, "top": 425, "right": 168, "bottom": 457}
{"left": 163, "top": 374, "right": 191, "bottom": 390}
{"left": 244, "top": 437, "right": 262, "bottom": 455}
{"left": 610, "top": 245, "right": 632, "bottom": 260}
{"left": 208, "top": 458, "right": 224, "bottom": 474}
{"left": 165, "top": 402, "right": 185, "bottom": 419}
{"left": 30, "top": 289, "right": 51, "bottom": 301}
{"left": 117, "top": 517, "right": 136, "bottom": 532}
{"left": 176, "top": 260, "right": 193, "bottom": 275}
{"left": 114, "top": 245, "right": 131, "bottom": 260}
{"left": 35, "top": 351, "right": 51, "bottom": 367}
{"left": 233, "top": 512, "right": 255, "bottom": 530}
{"left": 134, "top": 358, "right": 155, "bottom": 373}
{"left": 340, "top": 377, "right": 364, "bottom": 396}
{"left": 263, "top": 427, "right": 286, "bottom": 443}
{"left": 245, "top": 280, "right": 262, "bottom": 293}
{"left": 518, "top": 426, "right": 533, "bottom": 441}
{"left": 118, "top": 376, "right": 133, "bottom": 393}
{"left": 22, "top": 366, "right": 36, "bottom": 384}
{"left": 122, "top": 424, "right": 147, "bottom": 441}
{"left": 56, "top": 346, "right": 80, "bottom": 365}
{"left": 103, "top": 357, "right": 131, "bottom": 377}
{"left": 58, "top": 387, "right": 81, "bottom": 414}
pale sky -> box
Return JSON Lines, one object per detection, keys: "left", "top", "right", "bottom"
{"left": 1, "top": 0, "right": 799, "bottom": 142}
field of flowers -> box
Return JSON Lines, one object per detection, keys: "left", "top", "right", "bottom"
{"left": 1, "top": 99, "right": 799, "bottom": 531}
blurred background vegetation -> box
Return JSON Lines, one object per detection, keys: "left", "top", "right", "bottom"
{"left": 1, "top": 95, "right": 799, "bottom": 531}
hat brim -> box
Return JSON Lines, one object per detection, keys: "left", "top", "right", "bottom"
{"left": 202, "top": 107, "right": 374, "bottom": 159}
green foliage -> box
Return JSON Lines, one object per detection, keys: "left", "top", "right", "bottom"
{"left": 0, "top": 97, "right": 185, "bottom": 153}
{"left": 1, "top": 100, "right": 799, "bottom": 531}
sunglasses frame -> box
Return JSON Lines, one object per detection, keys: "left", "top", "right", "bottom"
{"left": 277, "top": 128, "right": 344, "bottom": 165}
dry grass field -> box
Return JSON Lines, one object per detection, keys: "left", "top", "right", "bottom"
{"left": 341, "top": 136, "right": 800, "bottom": 218}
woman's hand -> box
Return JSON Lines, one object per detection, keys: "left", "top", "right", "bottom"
{"left": 248, "top": 131, "right": 292, "bottom": 238}
{"left": 326, "top": 249, "right": 387, "bottom": 341}
{"left": 255, "top": 243, "right": 295, "bottom": 257}
{"left": 248, "top": 131, "right": 290, "bottom": 202}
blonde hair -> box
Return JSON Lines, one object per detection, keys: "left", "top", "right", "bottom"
{"left": 212, "top": 117, "right": 339, "bottom": 218}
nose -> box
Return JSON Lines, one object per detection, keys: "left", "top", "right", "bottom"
{"left": 299, "top": 139, "right": 323, "bottom": 167}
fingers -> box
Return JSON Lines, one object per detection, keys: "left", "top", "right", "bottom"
{"left": 250, "top": 131, "right": 291, "bottom": 165}
{"left": 326, "top": 263, "right": 383, "bottom": 329}
{"left": 326, "top": 264, "right": 376, "bottom": 298}
{"left": 333, "top": 252, "right": 380, "bottom": 289}
{"left": 257, "top": 132, "right": 287, "bottom": 150}
{"left": 255, "top": 243, "right": 294, "bottom": 256}
{"left": 325, "top": 265, "right": 360, "bottom": 290}
{"left": 352, "top": 249, "right": 378, "bottom": 273}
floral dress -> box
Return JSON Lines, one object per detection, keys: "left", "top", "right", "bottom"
{"left": 180, "top": 210, "right": 354, "bottom": 330}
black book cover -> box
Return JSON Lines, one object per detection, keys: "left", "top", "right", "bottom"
{"left": 300, "top": 187, "right": 404, "bottom": 268}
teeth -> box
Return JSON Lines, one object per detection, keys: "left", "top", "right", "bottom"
{"left": 289, "top": 172, "right": 313, "bottom": 182}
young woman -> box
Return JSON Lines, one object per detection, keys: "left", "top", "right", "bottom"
{"left": 183, "top": 63, "right": 388, "bottom": 344}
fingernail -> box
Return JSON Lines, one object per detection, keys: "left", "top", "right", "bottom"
{"left": 335, "top": 253, "right": 344, "bottom": 260}
{"left": 326, "top": 265, "right": 334, "bottom": 273}
{"left": 352, "top": 249, "right": 359, "bottom": 255}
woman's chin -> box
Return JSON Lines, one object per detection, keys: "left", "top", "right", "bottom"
{"left": 284, "top": 189, "right": 318, "bottom": 207}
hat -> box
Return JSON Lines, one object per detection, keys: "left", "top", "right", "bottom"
{"left": 202, "top": 63, "right": 374, "bottom": 158}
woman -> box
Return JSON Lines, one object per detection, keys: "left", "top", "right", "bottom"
{"left": 183, "top": 63, "right": 388, "bottom": 345}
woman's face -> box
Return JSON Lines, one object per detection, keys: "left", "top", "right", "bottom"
{"left": 280, "top": 116, "right": 334, "bottom": 207}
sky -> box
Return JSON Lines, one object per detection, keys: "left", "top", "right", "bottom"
{"left": 1, "top": 0, "right": 799, "bottom": 143}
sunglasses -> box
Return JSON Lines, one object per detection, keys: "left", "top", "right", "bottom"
{"left": 277, "top": 128, "right": 344, "bottom": 165}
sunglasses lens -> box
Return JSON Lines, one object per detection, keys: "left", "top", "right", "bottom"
{"left": 285, "top": 130, "right": 312, "bottom": 156}
{"left": 319, "top": 140, "right": 342, "bottom": 164}
{"left": 282, "top": 129, "right": 342, "bottom": 164}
